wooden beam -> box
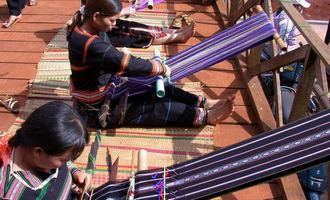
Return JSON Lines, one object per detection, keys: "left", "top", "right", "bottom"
{"left": 289, "top": 48, "right": 317, "bottom": 122}
{"left": 262, "top": 0, "right": 283, "bottom": 127}
{"left": 279, "top": 0, "right": 330, "bottom": 67}
{"left": 248, "top": 45, "right": 309, "bottom": 76}
{"left": 229, "top": 0, "right": 259, "bottom": 25}
{"left": 229, "top": 0, "right": 242, "bottom": 24}
{"left": 236, "top": 54, "right": 276, "bottom": 131}
{"left": 236, "top": 53, "right": 307, "bottom": 200}
{"left": 279, "top": 48, "right": 319, "bottom": 200}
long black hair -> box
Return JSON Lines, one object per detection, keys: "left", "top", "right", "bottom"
{"left": 66, "top": 0, "right": 122, "bottom": 40}
{"left": 8, "top": 101, "right": 89, "bottom": 160}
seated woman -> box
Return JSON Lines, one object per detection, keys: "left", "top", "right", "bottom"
{"left": 78, "top": 0, "right": 195, "bottom": 47}
{"left": 0, "top": 101, "right": 91, "bottom": 199}
{"left": 66, "top": 0, "right": 235, "bottom": 129}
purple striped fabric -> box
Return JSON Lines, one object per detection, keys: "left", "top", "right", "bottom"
{"left": 108, "top": 12, "right": 276, "bottom": 99}
{"left": 90, "top": 108, "right": 330, "bottom": 200}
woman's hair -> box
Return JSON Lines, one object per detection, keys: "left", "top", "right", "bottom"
{"left": 8, "top": 101, "right": 89, "bottom": 160}
{"left": 66, "top": 0, "right": 122, "bottom": 40}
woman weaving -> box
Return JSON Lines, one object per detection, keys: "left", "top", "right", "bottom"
{"left": 66, "top": 0, "right": 235, "bottom": 128}
{"left": 0, "top": 101, "right": 90, "bottom": 199}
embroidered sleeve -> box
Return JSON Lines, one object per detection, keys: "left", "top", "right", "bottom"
{"left": 87, "top": 38, "right": 166, "bottom": 77}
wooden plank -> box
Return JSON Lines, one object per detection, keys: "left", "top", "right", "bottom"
{"left": 0, "top": 79, "right": 30, "bottom": 96}
{"left": 0, "top": 52, "right": 44, "bottom": 63}
{"left": 202, "top": 87, "right": 250, "bottom": 106}
{"left": 235, "top": 54, "right": 277, "bottom": 130}
{"left": 181, "top": 70, "right": 245, "bottom": 88}
{"left": 0, "top": 0, "right": 79, "bottom": 9}
{"left": 213, "top": 124, "right": 260, "bottom": 147}
{"left": 0, "top": 32, "right": 54, "bottom": 42}
{"left": 0, "top": 113, "right": 19, "bottom": 131}
{"left": 0, "top": 41, "right": 47, "bottom": 52}
{"left": 0, "top": 63, "right": 37, "bottom": 79}
{"left": 224, "top": 182, "right": 282, "bottom": 200}
{"left": 248, "top": 45, "right": 309, "bottom": 76}
{"left": 226, "top": 105, "right": 256, "bottom": 124}
{"left": 0, "top": 23, "right": 65, "bottom": 33}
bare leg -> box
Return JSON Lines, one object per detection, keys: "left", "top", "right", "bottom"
{"left": 152, "top": 21, "right": 196, "bottom": 45}
{"left": 206, "top": 95, "right": 235, "bottom": 125}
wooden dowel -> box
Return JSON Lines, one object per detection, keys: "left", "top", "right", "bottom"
{"left": 138, "top": 149, "right": 148, "bottom": 171}
{"left": 313, "top": 84, "right": 330, "bottom": 109}
{"left": 274, "top": 33, "right": 287, "bottom": 51}
{"left": 130, "top": 150, "right": 136, "bottom": 174}
{"left": 254, "top": 5, "right": 263, "bottom": 13}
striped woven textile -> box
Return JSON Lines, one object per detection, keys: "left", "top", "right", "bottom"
{"left": 4, "top": 11, "right": 215, "bottom": 188}
{"left": 89, "top": 109, "right": 330, "bottom": 200}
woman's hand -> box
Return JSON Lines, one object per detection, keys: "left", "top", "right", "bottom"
{"left": 72, "top": 170, "right": 92, "bottom": 199}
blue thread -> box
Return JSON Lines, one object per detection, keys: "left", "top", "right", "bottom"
{"left": 137, "top": 99, "right": 146, "bottom": 124}
{"left": 165, "top": 98, "right": 171, "bottom": 125}
{"left": 152, "top": 173, "right": 165, "bottom": 200}
{"left": 152, "top": 173, "right": 158, "bottom": 179}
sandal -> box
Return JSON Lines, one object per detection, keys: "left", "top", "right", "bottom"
{"left": 170, "top": 15, "right": 183, "bottom": 29}
{"left": 181, "top": 14, "right": 193, "bottom": 26}
{"left": 2, "top": 15, "right": 22, "bottom": 28}
{"left": 27, "top": 0, "right": 38, "bottom": 6}
{"left": 0, "top": 93, "right": 20, "bottom": 113}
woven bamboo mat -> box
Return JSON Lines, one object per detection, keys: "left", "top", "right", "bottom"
{"left": 4, "top": 10, "right": 215, "bottom": 188}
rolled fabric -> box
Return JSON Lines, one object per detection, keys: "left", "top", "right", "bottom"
{"left": 147, "top": 0, "right": 153, "bottom": 9}
{"left": 138, "top": 149, "right": 148, "bottom": 171}
{"left": 156, "top": 76, "right": 165, "bottom": 98}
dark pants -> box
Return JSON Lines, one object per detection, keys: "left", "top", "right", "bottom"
{"left": 77, "top": 85, "right": 206, "bottom": 128}
{"left": 6, "top": 0, "right": 27, "bottom": 16}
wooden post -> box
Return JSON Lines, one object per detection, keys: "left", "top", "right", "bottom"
{"left": 263, "top": 0, "right": 283, "bottom": 127}
{"left": 289, "top": 47, "right": 317, "bottom": 122}
{"left": 229, "top": 0, "right": 241, "bottom": 24}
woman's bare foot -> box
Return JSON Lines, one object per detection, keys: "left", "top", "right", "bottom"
{"left": 205, "top": 98, "right": 227, "bottom": 110}
{"left": 207, "top": 95, "right": 235, "bottom": 125}
{"left": 120, "top": 6, "right": 136, "bottom": 17}
{"left": 2, "top": 14, "right": 22, "bottom": 28}
{"left": 153, "top": 21, "right": 196, "bottom": 44}
{"left": 174, "top": 21, "right": 196, "bottom": 43}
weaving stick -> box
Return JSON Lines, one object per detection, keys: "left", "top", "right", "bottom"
{"left": 163, "top": 166, "right": 166, "bottom": 200}
{"left": 107, "top": 147, "right": 119, "bottom": 182}
{"left": 86, "top": 130, "right": 102, "bottom": 176}
{"left": 126, "top": 150, "right": 136, "bottom": 200}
